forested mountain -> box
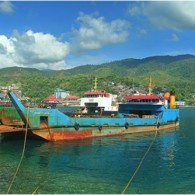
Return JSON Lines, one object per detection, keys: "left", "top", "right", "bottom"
{"left": 0, "top": 54, "right": 195, "bottom": 104}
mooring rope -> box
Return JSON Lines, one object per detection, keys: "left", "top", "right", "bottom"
{"left": 121, "top": 117, "right": 159, "bottom": 195}
{"left": 7, "top": 107, "right": 30, "bottom": 194}
{"left": 31, "top": 170, "right": 47, "bottom": 194}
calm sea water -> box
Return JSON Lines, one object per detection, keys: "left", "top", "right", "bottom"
{"left": 0, "top": 107, "right": 194, "bottom": 194}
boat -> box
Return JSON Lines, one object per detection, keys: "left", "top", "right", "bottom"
{"left": 80, "top": 77, "right": 118, "bottom": 116}
{"left": 0, "top": 83, "right": 179, "bottom": 141}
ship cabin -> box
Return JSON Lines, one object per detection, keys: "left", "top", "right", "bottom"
{"left": 80, "top": 90, "right": 118, "bottom": 114}
{"left": 123, "top": 95, "right": 167, "bottom": 105}
{"left": 118, "top": 94, "right": 169, "bottom": 119}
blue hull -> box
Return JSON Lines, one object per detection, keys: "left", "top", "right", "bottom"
{"left": 6, "top": 92, "right": 179, "bottom": 141}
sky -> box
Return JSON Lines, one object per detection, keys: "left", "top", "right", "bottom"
{"left": 0, "top": 1, "right": 195, "bottom": 70}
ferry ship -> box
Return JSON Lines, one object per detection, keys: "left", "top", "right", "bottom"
{"left": 0, "top": 85, "right": 179, "bottom": 141}
{"left": 80, "top": 77, "right": 118, "bottom": 116}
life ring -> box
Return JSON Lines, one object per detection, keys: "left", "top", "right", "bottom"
{"left": 98, "top": 125, "right": 102, "bottom": 131}
{"left": 125, "top": 122, "right": 129, "bottom": 129}
{"left": 74, "top": 123, "right": 80, "bottom": 131}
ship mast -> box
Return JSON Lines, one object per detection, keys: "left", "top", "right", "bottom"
{"left": 93, "top": 77, "right": 98, "bottom": 92}
{"left": 148, "top": 76, "right": 152, "bottom": 95}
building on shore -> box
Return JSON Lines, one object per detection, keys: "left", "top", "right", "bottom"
{"left": 54, "top": 88, "right": 70, "bottom": 99}
{"left": 0, "top": 84, "right": 22, "bottom": 102}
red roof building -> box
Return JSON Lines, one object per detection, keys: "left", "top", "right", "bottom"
{"left": 44, "top": 95, "right": 61, "bottom": 103}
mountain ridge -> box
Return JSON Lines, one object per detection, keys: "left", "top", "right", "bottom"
{"left": 0, "top": 54, "right": 195, "bottom": 104}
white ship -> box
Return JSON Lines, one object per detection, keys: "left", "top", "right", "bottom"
{"left": 80, "top": 77, "right": 118, "bottom": 115}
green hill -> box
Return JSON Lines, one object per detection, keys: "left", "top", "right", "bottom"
{"left": 0, "top": 54, "right": 195, "bottom": 104}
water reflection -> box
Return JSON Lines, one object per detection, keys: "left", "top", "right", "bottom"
{"left": 158, "top": 130, "right": 178, "bottom": 168}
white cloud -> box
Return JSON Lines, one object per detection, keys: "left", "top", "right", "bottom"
{"left": 0, "top": 1, "right": 14, "bottom": 13}
{"left": 0, "top": 30, "right": 70, "bottom": 70}
{"left": 71, "top": 13, "right": 130, "bottom": 52}
{"left": 128, "top": 1, "right": 195, "bottom": 31}
{"left": 0, "top": 35, "right": 14, "bottom": 53}
{"left": 0, "top": 12, "right": 130, "bottom": 70}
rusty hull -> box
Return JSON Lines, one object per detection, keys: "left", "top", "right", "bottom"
{"left": 31, "top": 121, "right": 179, "bottom": 141}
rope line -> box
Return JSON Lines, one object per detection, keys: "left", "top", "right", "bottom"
{"left": 6, "top": 107, "right": 29, "bottom": 194}
{"left": 121, "top": 118, "right": 159, "bottom": 195}
{"left": 31, "top": 169, "right": 48, "bottom": 194}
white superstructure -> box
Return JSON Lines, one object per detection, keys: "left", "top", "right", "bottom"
{"left": 80, "top": 90, "right": 118, "bottom": 112}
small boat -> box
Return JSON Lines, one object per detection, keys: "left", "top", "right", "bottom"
{"left": 0, "top": 86, "right": 179, "bottom": 141}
